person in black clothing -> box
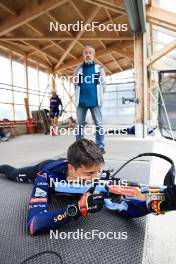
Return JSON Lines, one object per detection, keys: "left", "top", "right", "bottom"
{"left": 50, "top": 91, "right": 63, "bottom": 127}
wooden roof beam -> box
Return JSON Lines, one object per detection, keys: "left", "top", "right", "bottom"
{"left": 0, "top": 0, "right": 68, "bottom": 36}
{"left": 0, "top": 1, "right": 17, "bottom": 16}
{"left": 83, "top": 0, "right": 125, "bottom": 14}
{"left": 69, "top": 0, "right": 85, "bottom": 21}
{"left": 27, "top": 21, "right": 77, "bottom": 60}
{"left": 69, "top": 1, "right": 108, "bottom": 51}
{"left": 147, "top": 39, "right": 176, "bottom": 66}
{"left": 51, "top": 41, "right": 77, "bottom": 60}
{"left": 147, "top": 6, "right": 176, "bottom": 32}
{"left": 56, "top": 42, "right": 133, "bottom": 72}
{"left": 0, "top": 41, "right": 51, "bottom": 69}
{"left": 46, "top": 11, "right": 72, "bottom": 37}
{"left": 147, "top": 0, "right": 153, "bottom": 7}
{"left": 148, "top": 18, "right": 176, "bottom": 33}
{"left": 18, "top": 42, "right": 54, "bottom": 61}
{"left": 151, "top": 61, "right": 176, "bottom": 70}
{"left": 55, "top": 6, "right": 101, "bottom": 69}
{"left": 21, "top": 41, "right": 56, "bottom": 66}
{"left": 152, "top": 25, "right": 176, "bottom": 38}
{"left": 46, "top": 12, "right": 78, "bottom": 60}
{"left": 0, "top": 37, "right": 133, "bottom": 41}
{"left": 105, "top": 9, "right": 120, "bottom": 37}
{"left": 97, "top": 0, "right": 125, "bottom": 10}
{"left": 110, "top": 54, "right": 123, "bottom": 71}
{"left": 26, "top": 23, "right": 43, "bottom": 36}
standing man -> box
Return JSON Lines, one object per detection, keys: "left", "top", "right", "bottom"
{"left": 73, "top": 45, "right": 106, "bottom": 154}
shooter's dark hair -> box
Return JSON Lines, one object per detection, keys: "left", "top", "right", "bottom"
{"left": 67, "top": 139, "right": 104, "bottom": 169}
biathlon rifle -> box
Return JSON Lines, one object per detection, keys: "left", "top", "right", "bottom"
{"left": 54, "top": 153, "right": 176, "bottom": 209}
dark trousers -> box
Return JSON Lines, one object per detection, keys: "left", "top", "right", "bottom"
{"left": 0, "top": 160, "right": 54, "bottom": 183}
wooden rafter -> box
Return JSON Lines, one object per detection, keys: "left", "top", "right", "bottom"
{"left": 147, "top": 0, "right": 153, "bottom": 7}
{"left": 69, "top": 0, "right": 106, "bottom": 50}
{"left": 0, "top": 0, "right": 68, "bottom": 36}
{"left": 147, "top": 39, "right": 176, "bottom": 66}
{"left": 147, "top": 6, "right": 176, "bottom": 32}
{"left": 98, "top": 0, "right": 125, "bottom": 10}
{"left": 105, "top": 9, "right": 120, "bottom": 37}
{"left": 0, "top": 37, "right": 133, "bottom": 41}
{"left": 56, "top": 42, "right": 133, "bottom": 72}
{"left": 0, "top": 41, "right": 51, "bottom": 69}
{"left": 25, "top": 43, "right": 54, "bottom": 58}
{"left": 148, "top": 19, "right": 176, "bottom": 33}
{"left": 153, "top": 41, "right": 176, "bottom": 62}
{"left": 110, "top": 54, "right": 123, "bottom": 71}
{"left": 46, "top": 12, "right": 77, "bottom": 60}
{"left": 0, "top": 1, "right": 17, "bottom": 16}
{"left": 0, "top": 0, "right": 133, "bottom": 75}
{"left": 152, "top": 25, "right": 176, "bottom": 38}
{"left": 83, "top": 0, "right": 125, "bottom": 14}
{"left": 149, "top": 23, "right": 153, "bottom": 55}
{"left": 69, "top": 0, "right": 85, "bottom": 21}
{"left": 151, "top": 62, "right": 176, "bottom": 71}
{"left": 26, "top": 23, "right": 43, "bottom": 36}
{"left": 21, "top": 41, "right": 55, "bottom": 66}
{"left": 51, "top": 41, "right": 77, "bottom": 60}
{"left": 26, "top": 20, "right": 77, "bottom": 60}
{"left": 46, "top": 11, "right": 72, "bottom": 37}
{"left": 55, "top": 6, "right": 101, "bottom": 69}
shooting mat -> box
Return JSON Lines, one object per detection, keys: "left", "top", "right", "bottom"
{"left": 0, "top": 160, "right": 150, "bottom": 264}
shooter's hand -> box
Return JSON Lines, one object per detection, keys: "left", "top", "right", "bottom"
{"left": 78, "top": 192, "right": 104, "bottom": 216}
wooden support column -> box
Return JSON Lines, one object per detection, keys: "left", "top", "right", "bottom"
{"left": 9, "top": 50, "right": 15, "bottom": 121}
{"left": 36, "top": 64, "right": 40, "bottom": 106}
{"left": 68, "top": 78, "right": 73, "bottom": 116}
{"left": 143, "top": 32, "right": 148, "bottom": 137}
{"left": 134, "top": 33, "right": 144, "bottom": 137}
{"left": 24, "top": 55, "right": 30, "bottom": 119}
{"left": 146, "top": 23, "right": 153, "bottom": 121}
{"left": 50, "top": 72, "right": 57, "bottom": 92}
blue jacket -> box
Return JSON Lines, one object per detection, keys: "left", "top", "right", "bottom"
{"left": 50, "top": 95, "right": 62, "bottom": 111}
{"left": 73, "top": 63, "right": 106, "bottom": 107}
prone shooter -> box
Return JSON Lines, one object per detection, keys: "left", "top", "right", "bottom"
{"left": 0, "top": 139, "right": 176, "bottom": 235}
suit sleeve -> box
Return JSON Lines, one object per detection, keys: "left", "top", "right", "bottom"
{"left": 115, "top": 200, "right": 151, "bottom": 218}
{"left": 27, "top": 173, "right": 80, "bottom": 235}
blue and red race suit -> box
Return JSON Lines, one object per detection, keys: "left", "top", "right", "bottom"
{"left": 27, "top": 159, "right": 152, "bottom": 236}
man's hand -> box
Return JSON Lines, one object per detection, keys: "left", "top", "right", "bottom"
{"left": 78, "top": 192, "right": 104, "bottom": 216}
{"left": 164, "top": 185, "right": 176, "bottom": 210}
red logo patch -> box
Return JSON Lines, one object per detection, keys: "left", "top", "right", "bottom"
{"left": 30, "top": 198, "right": 47, "bottom": 203}
{"left": 109, "top": 186, "right": 136, "bottom": 196}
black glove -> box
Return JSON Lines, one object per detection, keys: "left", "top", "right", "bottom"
{"left": 164, "top": 185, "right": 176, "bottom": 210}
{"left": 78, "top": 192, "right": 104, "bottom": 216}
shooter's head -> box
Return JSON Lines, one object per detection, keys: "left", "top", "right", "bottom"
{"left": 67, "top": 139, "right": 104, "bottom": 181}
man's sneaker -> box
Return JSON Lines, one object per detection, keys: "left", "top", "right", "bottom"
{"left": 100, "top": 147, "right": 106, "bottom": 154}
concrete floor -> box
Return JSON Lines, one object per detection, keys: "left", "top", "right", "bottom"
{"left": 0, "top": 133, "right": 176, "bottom": 264}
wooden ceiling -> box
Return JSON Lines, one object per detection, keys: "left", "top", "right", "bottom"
{"left": 0, "top": 0, "right": 134, "bottom": 75}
